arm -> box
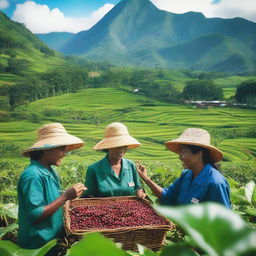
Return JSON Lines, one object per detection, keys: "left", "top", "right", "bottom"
{"left": 206, "top": 181, "right": 232, "bottom": 209}
{"left": 136, "top": 163, "right": 163, "bottom": 199}
{"left": 20, "top": 175, "right": 86, "bottom": 224}
{"left": 35, "top": 183, "right": 87, "bottom": 224}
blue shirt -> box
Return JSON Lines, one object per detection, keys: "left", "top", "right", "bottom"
{"left": 84, "top": 155, "right": 141, "bottom": 197}
{"left": 17, "top": 160, "right": 63, "bottom": 249}
{"left": 161, "top": 164, "right": 231, "bottom": 208}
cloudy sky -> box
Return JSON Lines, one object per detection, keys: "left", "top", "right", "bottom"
{"left": 0, "top": 0, "right": 255, "bottom": 34}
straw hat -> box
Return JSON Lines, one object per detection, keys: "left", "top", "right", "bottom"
{"left": 93, "top": 122, "right": 141, "bottom": 150}
{"left": 22, "top": 123, "right": 84, "bottom": 157}
{"left": 165, "top": 128, "right": 223, "bottom": 162}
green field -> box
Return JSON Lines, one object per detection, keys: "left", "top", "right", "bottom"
{"left": 0, "top": 87, "right": 255, "bottom": 166}
{"left": 214, "top": 76, "right": 256, "bottom": 98}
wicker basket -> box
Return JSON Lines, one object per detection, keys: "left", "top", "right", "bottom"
{"left": 63, "top": 196, "right": 174, "bottom": 251}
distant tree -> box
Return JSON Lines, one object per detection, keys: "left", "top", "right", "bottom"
{"left": 6, "top": 58, "right": 29, "bottom": 75}
{"left": 0, "top": 96, "right": 10, "bottom": 110}
{"left": 182, "top": 79, "right": 223, "bottom": 100}
{"left": 40, "top": 46, "right": 55, "bottom": 56}
{"left": 235, "top": 79, "right": 256, "bottom": 105}
{"left": 0, "top": 63, "right": 6, "bottom": 73}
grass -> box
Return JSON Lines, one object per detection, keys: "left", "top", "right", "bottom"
{"left": 214, "top": 75, "right": 256, "bottom": 98}
{"left": 0, "top": 87, "right": 254, "bottom": 165}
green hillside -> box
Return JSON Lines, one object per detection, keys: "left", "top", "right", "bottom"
{"left": 159, "top": 33, "right": 255, "bottom": 73}
{"left": 0, "top": 88, "right": 255, "bottom": 164}
{"left": 36, "top": 32, "right": 74, "bottom": 51}
{"left": 0, "top": 11, "right": 68, "bottom": 82}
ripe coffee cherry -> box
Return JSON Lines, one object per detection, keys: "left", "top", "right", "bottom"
{"left": 70, "top": 200, "right": 169, "bottom": 230}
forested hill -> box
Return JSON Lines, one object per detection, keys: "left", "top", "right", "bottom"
{"left": 0, "top": 11, "right": 68, "bottom": 75}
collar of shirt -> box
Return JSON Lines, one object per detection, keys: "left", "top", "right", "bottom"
{"left": 178, "top": 163, "right": 213, "bottom": 204}
{"left": 192, "top": 163, "right": 212, "bottom": 185}
{"left": 30, "top": 160, "right": 60, "bottom": 187}
{"left": 30, "top": 160, "right": 52, "bottom": 176}
{"left": 103, "top": 154, "right": 130, "bottom": 180}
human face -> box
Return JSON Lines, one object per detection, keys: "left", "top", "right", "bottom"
{"left": 43, "top": 146, "right": 67, "bottom": 166}
{"left": 179, "top": 145, "right": 202, "bottom": 170}
{"left": 108, "top": 146, "right": 128, "bottom": 161}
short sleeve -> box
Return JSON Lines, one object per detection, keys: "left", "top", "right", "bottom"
{"left": 84, "top": 166, "right": 98, "bottom": 196}
{"left": 206, "top": 181, "right": 231, "bottom": 209}
{"left": 161, "top": 176, "right": 182, "bottom": 205}
{"left": 131, "top": 162, "right": 142, "bottom": 191}
{"left": 19, "top": 175, "right": 44, "bottom": 222}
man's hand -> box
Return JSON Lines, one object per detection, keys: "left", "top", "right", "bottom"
{"left": 136, "top": 188, "right": 147, "bottom": 199}
{"left": 63, "top": 183, "right": 87, "bottom": 200}
{"left": 136, "top": 162, "right": 149, "bottom": 180}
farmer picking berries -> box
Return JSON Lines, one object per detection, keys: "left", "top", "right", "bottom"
{"left": 136, "top": 128, "right": 231, "bottom": 208}
{"left": 17, "top": 123, "right": 86, "bottom": 251}
{"left": 84, "top": 122, "right": 146, "bottom": 198}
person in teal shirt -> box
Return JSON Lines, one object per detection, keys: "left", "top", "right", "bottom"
{"left": 137, "top": 128, "right": 231, "bottom": 208}
{"left": 18, "top": 123, "right": 86, "bottom": 250}
{"left": 84, "top": 122, "right": 146, "bottom": 198}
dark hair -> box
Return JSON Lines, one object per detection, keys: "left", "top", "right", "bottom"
{"left": 28, "top": 150, "right": 44, "bottom": 160}
{"left": 186, "top": 145, "right": 219, "bottom": 169}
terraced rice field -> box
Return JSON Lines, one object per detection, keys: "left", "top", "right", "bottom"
{"left": 0, "top": 88, "right": 255, "bottom": 164}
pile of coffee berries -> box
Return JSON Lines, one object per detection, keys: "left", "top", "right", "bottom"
{"left": 70, "top": 200, "right": 169, "bottom": 230}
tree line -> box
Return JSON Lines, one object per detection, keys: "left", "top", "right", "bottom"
{"left": 0, "top": 65, "right": 255, "bottom": 113}
{"left": 0, "top": 67, "right": 89, "bottom": 109}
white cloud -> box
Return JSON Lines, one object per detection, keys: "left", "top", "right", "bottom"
{"left": 12, "top": 1, "right": 114, "bottom": 34}
{"left": 0, "top": 0, "right": 9, "bottom": 9}
{"left": 150, "top": 0, "right": 256, "bottom": 22}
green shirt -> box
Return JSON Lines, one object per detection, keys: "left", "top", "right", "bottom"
{"left": 84, "top": 155, "right": 141, "bottom": 197}
{"left": 17, "top": 160, "right": 63, "bottom": 249}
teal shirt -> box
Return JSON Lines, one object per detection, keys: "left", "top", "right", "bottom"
{"left": 17, "top": 160, "right": 63, "bottom": 249}
{"left": 84, "top": 155, "right": 141, "bottom": 197}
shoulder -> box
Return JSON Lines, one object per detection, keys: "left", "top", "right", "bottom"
{"left": 88, "top": 157, "right": 105, "bottom": 169}
{"left": 208, "top": 166, "right": 229, "bottom": 187}
{"left": 122, "top": 158, "right": 136, "bottom": 170}
{"left": 87, "top": 156, "right": 107, "bottom": 175}
{"left": 18, "top": 165, "right": 43, "bottom": 189}
{"left": 19, "top": 163, "right": 41, "bottom": 180}
{"left": 123, "top": 158, "right": 135, "bottom": 166}
{"left": 181, "top": 169, "right": 192, "bottom": 177}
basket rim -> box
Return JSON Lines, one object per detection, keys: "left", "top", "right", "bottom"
{"left": 63, "top": 196, "right": 174, "bottom": 235}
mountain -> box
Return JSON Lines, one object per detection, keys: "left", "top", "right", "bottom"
{"left": 60, "top": 0, "right": 256, "bottom": 73}
{"left": 36, "top": 32, "right": 74, "bottom": 51}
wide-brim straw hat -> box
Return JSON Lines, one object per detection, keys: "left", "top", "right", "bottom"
{"left": 93, "top": 122, "right": 141, "bottom": 150}
{"left": 22, "top": 123, "right": 84, "bottom": 157}
{"left": 165, "top": 128, "right": 223, "bottom": 162}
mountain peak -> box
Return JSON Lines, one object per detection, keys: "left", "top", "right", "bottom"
{"left": 60, "top": 0, "right": 256, "bottom": 73}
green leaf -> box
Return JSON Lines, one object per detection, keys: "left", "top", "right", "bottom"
{"left": 137, "top": 244, "right": 158, "bottom": 256}
{"left": 0, "top": 203, "right": 18, "bottom": 220}
{"left": 0, "top": 190, "right": 17, "bottom": 197}
{"left": 245, "top": 181, "right": 255, "bottom": 204}
{"left": 0, "top": 239, "right": 56, "bottom": 256}
{"left": 0, "top": 223, "right": 18, "bottom": 238}
{"left": 160, "top": 244, "right": 199, "bottom": 256}
{"left": 157, "top": 203, "right": 256, "bottom": 256}
{"left": 67, "top": 232, "right": 127, "bottom": 256}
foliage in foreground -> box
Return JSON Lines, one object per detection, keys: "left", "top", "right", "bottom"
{"left": 0, "top": 203, "right": 256, "bottom": 256}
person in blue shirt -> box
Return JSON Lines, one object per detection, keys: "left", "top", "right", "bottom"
{"left": 137, "top": 128, "right": 231, "bottom": 208}
{"left": 18, "top": 123, "right": 87, "bottom": 251}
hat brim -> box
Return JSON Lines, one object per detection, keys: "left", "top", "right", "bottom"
{"left": 93, "top": 135, "right": 141, "bottom": 150}
{"left": 22, "top": 134, "right": 84, "bottom": 157}
{"left": 165, "top": 141, "right": 223, "bottom": 163}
